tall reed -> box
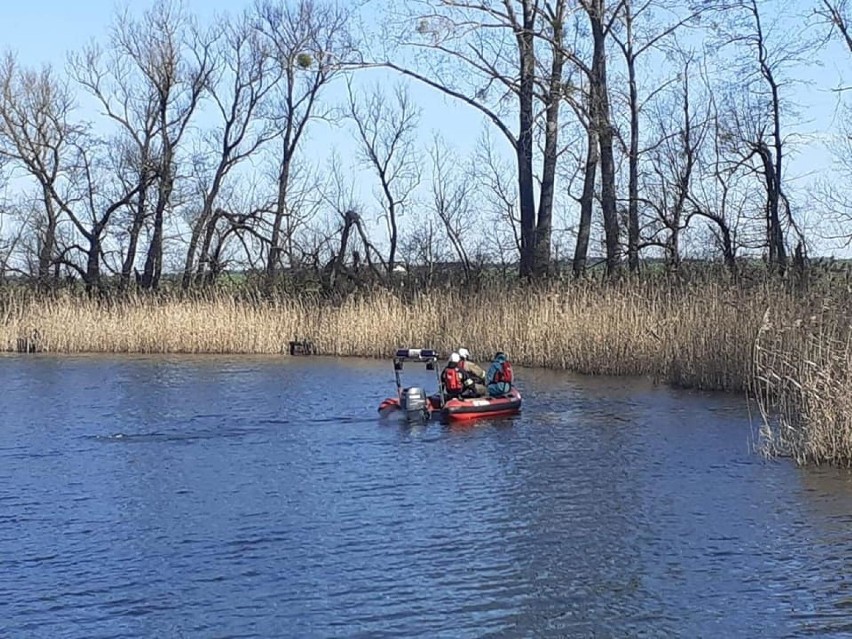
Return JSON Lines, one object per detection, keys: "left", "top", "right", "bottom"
{"left": 753, "top": 300, "right": 852, "bottom": 467}
{"left": 2, "top": 281, "right": 849, "bottom": 465}
{"left": 0, "top": 281, "right": 785, "bottom": 385}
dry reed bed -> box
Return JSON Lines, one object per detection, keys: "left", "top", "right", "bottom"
{"left": 3, "top": 282, "right": 850, "bottom": 465}
{"left": 0, "top": 282, "right": 794, "bottom": 383}
{"left": 754, "top": 302, "right": 852, "bottom": 466}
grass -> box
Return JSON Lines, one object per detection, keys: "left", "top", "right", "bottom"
{"left": 1, "top": 279, "right": 849, "bottom": 466}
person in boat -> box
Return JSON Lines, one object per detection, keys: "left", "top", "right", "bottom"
{"left": 486, "top": 351, "right": 514, "bottom": 397}
{"left": 458, "top": 347, "right": 487, "bottom": 398}
{"left": 441, "top": 352, "right": 465, "bottom": 400}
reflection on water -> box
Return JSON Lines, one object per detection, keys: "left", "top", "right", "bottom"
{"left": 1, "top": 354, "right": 851, "bottom": 637}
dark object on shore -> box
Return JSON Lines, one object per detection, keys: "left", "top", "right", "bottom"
{"left": 17, "top": 329, "right": 43, "bottom": 353}
{"left": 289, "top": 339, "right": 316, "bottom": 356}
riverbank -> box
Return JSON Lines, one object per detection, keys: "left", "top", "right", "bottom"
{"left": 1, "top": 280, "right": 848, "bottom": 465}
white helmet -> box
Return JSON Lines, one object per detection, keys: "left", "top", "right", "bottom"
{"left": 449, "top": 352, "right": 461, "bottom": 363}
{"left": 458, "top": 348, "right": 470, "bottom": 360}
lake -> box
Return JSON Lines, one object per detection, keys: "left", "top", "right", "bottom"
{"left": 2, "top": 354, "right": 852, "bottom": 638}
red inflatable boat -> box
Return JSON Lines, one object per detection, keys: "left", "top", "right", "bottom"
{"left": 377, "top": 348, "right": 522, "bottom": 422}
{"left": 435, "top": 387, "right": 522, "bottom": 422}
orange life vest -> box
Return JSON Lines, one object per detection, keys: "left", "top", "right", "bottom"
{"left": 442, "top": 367, "right": 462, "bottom": 393}
{"left": 492, "top": 360, "right": 513, "bottom": 384}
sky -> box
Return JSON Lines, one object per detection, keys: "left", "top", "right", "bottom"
{"left": 0, "top": 0, "right": 482, "bottom": 137}
{"left": 0, "top": 0, "right": 488, "bottom": 149}
{"left": 1, "top": 0, "right": 850, "bottom": 259}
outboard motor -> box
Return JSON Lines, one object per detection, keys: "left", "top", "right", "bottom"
{"left": 401, "top": 387, "right": 428, "bottom": 420}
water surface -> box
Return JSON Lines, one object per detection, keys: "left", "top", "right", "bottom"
{"left": 2, "top": 354, "right": 852, "bottom": 638}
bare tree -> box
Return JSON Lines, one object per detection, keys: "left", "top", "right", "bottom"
{"left": 575, "top": 116, "right": 600, "bottom": 277}
{"left": 614, "top": 0, "right": 643, "bottom": 274}
{"left": 105, "top": 0, "right": 215, "bottom": 290}
{"left": 201, "top": 178, "right": 277, "bottom": 280}
{"left": 740, "top": 0, "right": 788, "bottom": 273}
{"left": 181, "top": 11, "right": 281, "bottom": 288}
{"left": 346, "top": 79, "right": 421, "bottom": 276}
{"left": 611, "top": 0, "right": 702, "bottom": 273}
{"left": 576, "top": 0, "right": 622, "bottom": 276}
{"left": 69, "top": 30, "right": 161, "bottom": 291}
{"left": 813, "top": 1, "right": 852, "bottom": 247}
{"left": 382, "top": 0, "right": 567, "bottom": 277}
{"left": 643, "top": 54, "right": 709, "bottom": 272}
{"left": 0, "top": 225, "right": 10, "bottom": 281}
{"left": 559, "top": 83, "right": 599, "bottom": 277}
{"left": 280, "top": 163, "right": 328, "bottom": 271}
{"left": 474, "top": 131, "right": 522, "bottom": 268}
{"left": 687, "top": 65, "right": 759, "bottom": 276}
{"left": 0, "top": 168, "right": 21, "bottom": 279}
{"left": 254, "top": 0, "right": 357, "bottom": 287}
{"left": 0, "top": 189, "right": 7, "bottom": 280}
{"left": 0, "top": 55, "right": 77, "bottom": 286}
{"left": 320, "top": 153, "right": 387, "bottom": 290}
{"left": 429, "top": 135, "right": 476, "bottom": 279}
{"left": 57, "top": 134, "right": 148, "bottom": 291}
{"left": 535, "top": 0, "right": 569, "bottom": 276}
{"left": 709, "top": 0, "right": 812, "bottom": 275}
{"left": 817, "top": 1, "right": 852, "bottom": 54}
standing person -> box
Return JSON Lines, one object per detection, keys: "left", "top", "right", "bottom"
{"left": 486, "top": 352, "right": 514, "bottom": 397}
{"left": 458, "top": 347, "right": 487, "bottom": 398}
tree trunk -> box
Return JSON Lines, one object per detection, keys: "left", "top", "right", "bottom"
{"left": 534, "top": 1, "right": 566, "bottom": 278}
{"left": 387, "top": 199, "right": 398, "bottom": 276}
{"left": 37, "top": 187, "right": 56, "bottom": 285}
{"left": 666, "top": 225, "right": 680, "bottom": 273}
{"left": 380, "top": 172, "right": 399, "bottom": 276}
{"left": 769, "top": 86, "right": 787, "bottom": 276}
{"left": 757, "top": 143, "right": 785, "bottom": 276}
{"left": 626, "top": 30, "right": 640, "bottom": 273}
{"left": 185, "top": 169, "right": 227, "bottom": 289}
{"left": 266, "top": 144, "right": 292, "bottom": 286}
{"left": 516, "top": 5, "right": 537, "bottom": 278}
{"left": 121, "top": 209, "right": 146, "bottom": 290}
{"left": 185, "top": 218, "right": 206, "bottom": 286}
{"left": 120, "top": 169, "right": 149, "bottom": 291}
{"left": 141, "top": 157, "right": 173, "bottom": 290}
{"left": 721, "top": 224, "right": 736, "bottom": 277}
{"left": 573, "top": 125, "right": 598, "bottom": 278}
{"left": 752, "top": 0, "right": 787, "bottom": 276}
{"left": 85, "top": 232, "right": 101, "bottom": 293}
{"left": 326, "top": 210, "right": 357, "bottom": 291}
{"left": 665, "top": 70, "right": 695, "bottom": 276}
{"left": 589, "top": 1, "right": 621, "bottom": 277}
{"left": 142, "top": 205, "right": 165, "bottom": 290}
{"left": 196, "top": 209, "right": 222, "bottom": 285}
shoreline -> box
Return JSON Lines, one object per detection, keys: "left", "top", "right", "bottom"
{"left": 1, "top": 280, "right": 848, "bottom": 465}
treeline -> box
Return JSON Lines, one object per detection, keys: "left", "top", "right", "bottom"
{"left": 0, "top": 0, "right": 850, "bottom": 294}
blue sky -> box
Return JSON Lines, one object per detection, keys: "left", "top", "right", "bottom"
{"left": 3, "top": 0, "right": 229, "bottom": 61}
{"left": 1, "top": 0, "right": 850, "bottom": 257}
{"left": 0, "top": 0, "right": 486, "bottom": 138}
{"left": 0, "top": 0, "right": 489, "bottom": 245}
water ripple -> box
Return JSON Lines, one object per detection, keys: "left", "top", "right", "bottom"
{"left": 1, "top": 356, "right": 852, "bottom": 637}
